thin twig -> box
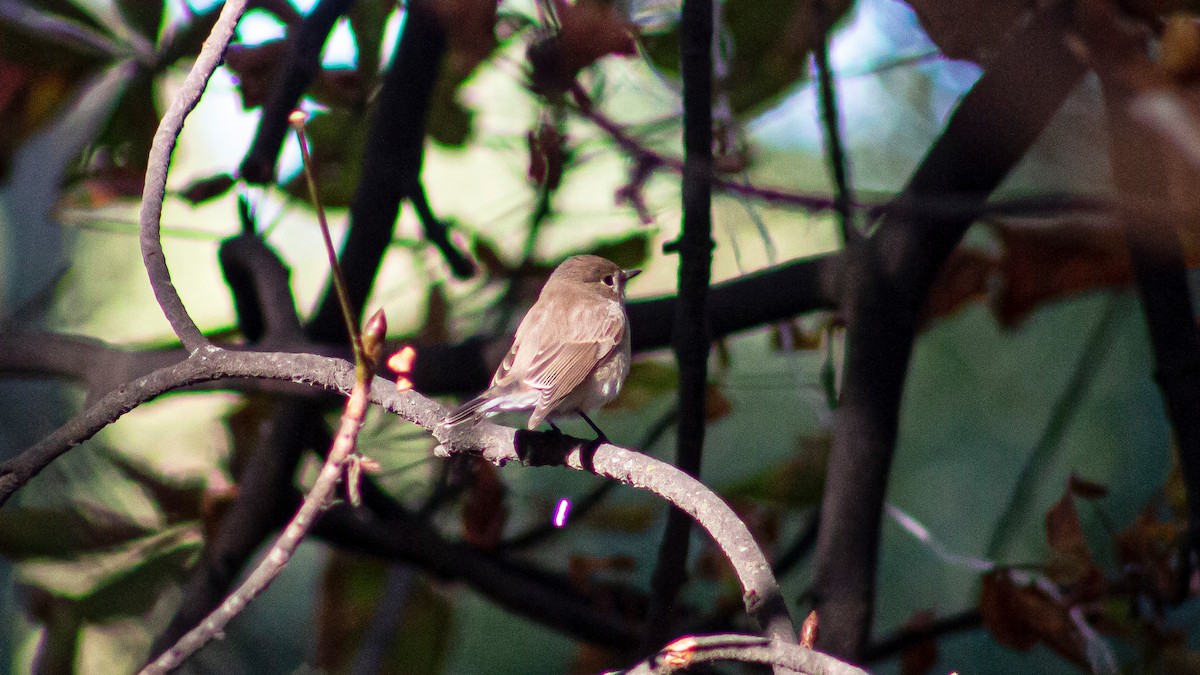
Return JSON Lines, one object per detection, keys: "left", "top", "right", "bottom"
{"left": 811, "top": 0, "right": 857, "bottom": 247}
{"left": 140, "top": 313, "right": 385, "bottom": 672}
{"left": 291, "top": 112, "right": 365, "bottom": 361}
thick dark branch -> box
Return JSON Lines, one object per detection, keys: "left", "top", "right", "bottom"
{"left": 1094, "top": 49, "right": 1200, "bottom": 578}
{"left": 0, "top": 253, "right": 842, "bottom": 401}
{"left": 313, "top": 503, "right": 644, "bottom": 648}
{"left": 812, "top": 5, "right": 1086, "bottom": 659}
{"left": 218, "top": 234, "right": 304, "bottom": 343}
{"left": 307, "top": 0, "right": 446, "bottom": 341}
{"left": 864, "top": 609, "right": 982, "bottom": 663}
{"left": 643, "top": 0, "right": 719, "bottom": 652}
{"left": 239, "top": 0, "right": 356, "bottom": 184}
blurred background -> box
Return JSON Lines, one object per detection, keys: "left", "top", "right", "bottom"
{"left": 0, "top": 0, "right": 1187, "bottom": 672}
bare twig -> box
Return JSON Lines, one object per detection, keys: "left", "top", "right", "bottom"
{"left": 140, "top": 313, "right": 386, "bottom": 673}
{"left": 811, "top": 0, "right": 857, "bottom": 247}
{"left": 291, "top": 112, "right": 366, "bottom": 357}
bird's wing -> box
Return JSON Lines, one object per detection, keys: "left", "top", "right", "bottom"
{"left": 490, "top": 302, "right": 547, "bottom": 388}
{"left": 523, "top": 301, "right": 626, "bottom": 416}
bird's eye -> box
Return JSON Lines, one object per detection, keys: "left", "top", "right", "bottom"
{"left": 602, "top": 274, "right": 615, "bottom": 287}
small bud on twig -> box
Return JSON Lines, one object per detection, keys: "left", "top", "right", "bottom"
{"left": 362, "top": 308, "right": 387, "bottom": 368}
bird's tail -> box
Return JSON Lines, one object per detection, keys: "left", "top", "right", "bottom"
{"left": 443, "top": 395, "right": 490, "bottom": 428}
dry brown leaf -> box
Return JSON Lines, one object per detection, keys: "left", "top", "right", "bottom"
{"left": 224, "top": 40, "right": 288, "bottom": 109}
{"left": 922, "top": 248, "right": 999, "bottom": 325}
{"left": 993, "top": 220, "right": 1133, "bottom": 326}
{"left": 979, "top": 570, "right": 1086, "bottom": 665}
{"left": 529, "top": 0, "right": 636, "bottom": 95}
{"left": 461, "top": 458, "right": 507, "bottom": 550}
{"left": 899, "top": 609, "right": 938, "bottom": 675}
{"left": 1044, "top": 491, "right": 1097, "bottom": 585}
{"left": 905, "top": 0, "right": 1034, "bottom": 64}
{"left": 431, "top": 0, "right": 499, "bottom": 78}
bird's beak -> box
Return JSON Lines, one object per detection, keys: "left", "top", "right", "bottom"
{"left": 622, "top": 268, "right": 642, "bottom": 282}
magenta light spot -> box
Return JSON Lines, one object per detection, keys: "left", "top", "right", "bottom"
{"left": 553, "top": 498, "right": 571, "bottom": 528}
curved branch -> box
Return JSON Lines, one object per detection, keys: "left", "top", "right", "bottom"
{"left": 0, "top": 344, "right": 793, "bottom": 646}
{"left": 137, "top": 0, "right": 247, "bottom": 352}
{"left": 624, "top": 634, "right": 866, "bottom": 675}
{"left": 433, "top": 428, "right": 796, "bottom": 645}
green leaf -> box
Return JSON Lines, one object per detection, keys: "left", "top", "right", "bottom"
{"left": 17, "top": 523, "right": 201, "bottom": 600}
{"left": 315, "top": 553, "right": 453, "bottom": 674}
{"left": 722, "top": 433, "right": 829, "bottom": 508}
{"left": 639, "top": 0, "right": 852, "bottom": 114}
{"left": 281, "top": 107, "right": 368, "bottom": 208}
{"left": 589, "top": 231, "right": 651, "bottom": 271}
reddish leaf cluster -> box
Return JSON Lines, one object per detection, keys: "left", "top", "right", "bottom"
{"left": 430, "top": 0, "right": 500, "bottom": 79}
{"left": 528, "top": 0, "right": 637, "bottom": 96}
{"left": 922, "top": 219, "right": 1172, "bottom": 327}
{"left": 977, "top": 472, "right": 1200, "bottom": 670}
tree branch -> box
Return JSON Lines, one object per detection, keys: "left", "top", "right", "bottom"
{"left": 812, "top": 4, "right": 1086, "bottom": 659}
{"left": 239, "top": 0, "right": 356, "bottom": 184}
{"left": 643, "top": 0, "right": 719, "bottom": 653}
{"left": 0, "top": 345, "right": 793, "bottom": 648}
{"left": 306, "top": 0, "right": 446, "bottom": 342}
{"left": 624, "top": 634, "right": 866, "bottom": 675}
{"left": 1078, "top": 0, "right": 1200, "bottom": 591}
{"left": 137, "top": 0, "right": 246, "bottom": 352}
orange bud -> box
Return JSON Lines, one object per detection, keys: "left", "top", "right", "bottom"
{"left": 387, "top": 345, "right": 417, "bottom": 374}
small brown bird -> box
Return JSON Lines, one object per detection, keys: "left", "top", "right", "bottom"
{"left": 444, "top": 255, "right": 641, "bottom": 439}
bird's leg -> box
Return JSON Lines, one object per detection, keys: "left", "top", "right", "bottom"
{"left": 547, "top": 420, "right": 564, "bottom": 434}
{"left": 577, "top": 412, "right": 608, "bottom": 443}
